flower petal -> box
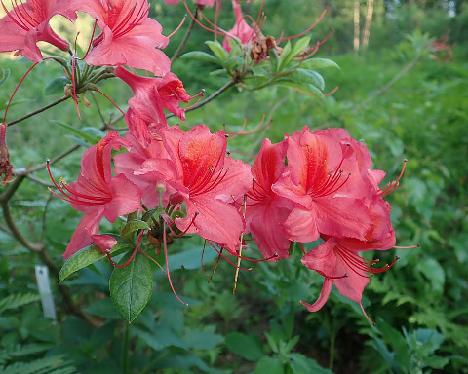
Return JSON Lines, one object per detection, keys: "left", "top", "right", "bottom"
{"left": 247, "top": 197, "right": 292, "bottom": 260}
{"left": 300, "top": 278, "right": 333, "bottom": 312}
{"left": 64, "top": 209, "right": 104, "bottom": 258}
{"left": 176, "top": 195, "right": 244, "bottom": 252}
{"left": 284, "top": 206, "right": 320, "bottom": 243}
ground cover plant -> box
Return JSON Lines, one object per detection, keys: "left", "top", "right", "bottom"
{"left": 0, "top": 0, "right": 467, "bottom": 373}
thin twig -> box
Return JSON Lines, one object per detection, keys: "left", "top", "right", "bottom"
{"left": 40, "top": 193, "right": 53, "bottom": 241}
{"left": 25, "top": 174, "right": 54, "bottom": 188}
{"left": 172, "top": 7, "right": 199, "bottom": 63}
{"left": 17, "top": 144, "right": 81, "bottom": 176}
{"left": 0, "top": 176, "right": 43, "bottom": 251}
{"left": 7, "top": 96, "right": 70, "bottom": 127}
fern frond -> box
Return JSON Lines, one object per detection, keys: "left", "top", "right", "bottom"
{"left": 0, "top": 355, "right": 77, "bottom": 374}
{"left": 0, "top": 293, "right": 40, "bottom": 314}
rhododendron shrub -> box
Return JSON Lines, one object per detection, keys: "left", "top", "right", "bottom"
{"left": 0, "top": 0, "right": 412, "bottom": 333}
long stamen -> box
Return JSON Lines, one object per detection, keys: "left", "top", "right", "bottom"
{"left": 3, "top": 62, "right": 39, "bottom": 125}
{"left": 47, "top": 160, "right": 110, "bottom": 206}
{"left": 112, "top": 2, "right": 148, "bottom": 39}
{"left": 336, "top": 246, "right": 370, "bottom": 278}
{"left": 233, "top": 196, "right": 247, "bottom": 294}
{"left": 369, "top": 256, "right": 399, "bottom": 274}
{"left": 182, "top": 0, "right": 233, "bottom": 37}
{"left": 163, "top": 221, "right": 188, "bottom": 306}
{"left": 201, "top": 240, "right": 207, "bottom": 272}
{"left": 316, "top": 269, "right": 348, "bottom": 280}
{"left": 209, "top": 242, "right": 253, "bottom": 271}
{"left": 210, "top": 247, "right": 222, "bottom": 281}
{"left": 394, "top": 243, "right": 420, "bottom": 249}
{"left": 1, "top": 0, "right": 27, "bottom": 30}
{"left": 113, "top": 232, "right": 143, "bottom": 269}
{"left": 82, "top": 19, "right": 98, "bottom": 60}
{"left": 276, "top": 7, "right": 328, "bottom": 43}
{"left": 70, "top": 56, "right": 81, "bottom": 118}
{"left": 167, "top": 15, "right": 187, "bottom": 39}
{"left": 380, "top": 160, "right": 408, "bottom": 197}
{"left": 193, "top": 169, "right": 228, "bottom": 196}
{"left": 138, "top": 248, "right": 165, "bottom": 272}
{"left": 336, "top": 244, "right": 399, "bottom": 277}
{"left": 94, "top": 88, "right": 126, "bottom": 115}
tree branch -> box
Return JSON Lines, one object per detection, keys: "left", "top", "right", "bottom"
{"left": 0, "top": 175, "right": 99, "bottom": 326}
{"left": 7, "top": 96, "right": 70, "bottom": 127}
{"left": 16, "top": 144, "right": 81, "bottom": 176}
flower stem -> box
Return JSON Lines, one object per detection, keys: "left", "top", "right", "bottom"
{"left": 122, "top": 322, "right": 130, "bottom": 374}
{"left": 7, "top": 95, "right": 70, "bottom": 128}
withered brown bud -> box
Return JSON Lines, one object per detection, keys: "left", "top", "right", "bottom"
{"left": 0, "top": 124, "right": 13, "bottom": 185}
{"left": 251, "top": 35, "right": 281, "bottom": 64}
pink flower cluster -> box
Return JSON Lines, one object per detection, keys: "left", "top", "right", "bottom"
{"left": 0, "top": 0, "right": 405, "bottom": 317}
{"left": 49, "top": 105, "right": 403, "bottom": 315}
{"left": 0, "top": 0, "right": 170, "bottom": 74}
{"left": 246, "top": 129, "right": 403, "bottom": 315}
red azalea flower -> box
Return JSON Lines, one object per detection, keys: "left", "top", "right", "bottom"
{"left": 76, "top": 0, "right": 170, "bottom": 75}
{"left": 273, "top": 127, "right": 374, "bottom": 243}
{"left": 0, "top": 0, "right": 76, "bottom": 61}
{"left": 246, "top": 138, "right": 293, "bottom": 260}
{"left": 222, "top": 0, "right": 255, "bottom": 52}
{"left": 158, "top": 125, "right": 252, "bottom": 252}
{"left": 48, "top": 132, "right": 141, "bottom": 258}
{"left": 300, "top": 200, "right": 397, "bottom": 317}
{"left": 115, "top": 66, "right": 191, "bottom": 141}
{"left": 114, "top": 130, "right": 176, "bottom": 208}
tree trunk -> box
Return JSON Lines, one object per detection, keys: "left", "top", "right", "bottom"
{"left": 362, "top": 0, "right": 374, "bottom": 49}
{"left": 354, "top": 0, "right": 360, "bottom": 52}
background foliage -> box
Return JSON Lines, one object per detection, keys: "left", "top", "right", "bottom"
{"left": 0, "top": 0, "right": 467, "bottom": 373}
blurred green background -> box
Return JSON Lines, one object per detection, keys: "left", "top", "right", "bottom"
{"left": 0, "top": 0, "right": 467, "bottom": 373}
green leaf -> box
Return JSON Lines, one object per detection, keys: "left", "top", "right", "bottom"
{"left": 293, "top": 69, "right": 325, "bottom": 91}
{"left": 169, "top": 246, "right": 217, "bottom": 271}
{"left": 84, "top": 298, "right": 121, "bottom": 319}
{"left": 0, "top": 293, "right": 40, "bottom": 314}
{"left": 109, "top": 254, "right": 154, "bottom": 322}
{"left": 59, "top": 243, "right": 125, "bottom": 283}
{"left": 45, "top": 77, "right": 68, "bottom": 95}
{"left": 415, "top": 258, "right": 445, "bottom": 293}
{"left": 1, "top": 355, "right": 76, "bottom": 374}
{"left": 205, "top": 41, "right": 228, "bottom": 62}
{"left": 288, "top": 353, "right": 332, "bottom": 374}
{"left": 225, "top": 332, "right": 264, "bottom": 361}
{"left": 301, "top": 57, "right": 339, "bottom": 70}
{"left": 183, "top": 326, "right": 224, "bottom": 350}
{"left": 278, "top": 41, "right": 293, "bottom": 71}
{"left": 180, "top": 51, "right": 218, "bottom": 64}
{"left": 55, "top": 122, "right": 100, "bottom": 145}
{"left": 254, "top": 356, "right": 285, "bottom": 374}
{"left": 291, "top": 36, "right": 311, "bottom": 57}
{"left": 121, "top": 219, "right": 150, "bottom": 240}
{"left": 134, "top": 327, "right": 186, "bottom": 350}
{"left": 276, "top": 80, "right": 324, "bottom": 98}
